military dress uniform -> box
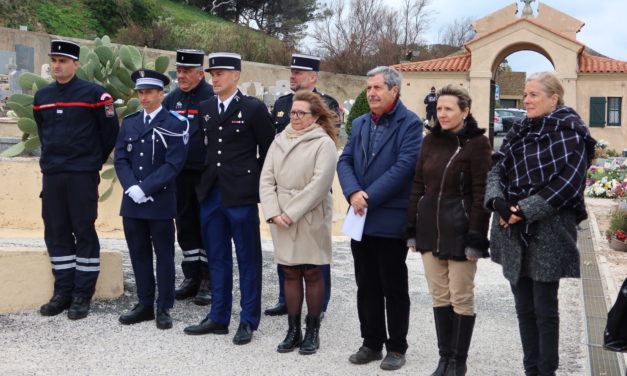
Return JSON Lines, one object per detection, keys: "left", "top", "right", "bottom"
{"left": 34, "top": 39, "right": 119, "bottom": 319}
{"left": 115, "top": 70, "right": 188, "bottom": 329}
{"left": 161, "top": 49, "right": 215, "bottom": 303}
{"left": 186, "top": 53, "right": 274, "bottom": 341}
{"left": 267, "top": 54, "right": 338, "bottom": 316}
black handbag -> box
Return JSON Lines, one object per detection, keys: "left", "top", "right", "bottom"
{"left": 604, "top": 277, "right": 627, "bottom": 352}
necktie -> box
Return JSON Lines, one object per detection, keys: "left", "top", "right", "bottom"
{"left": 144, "top": 115, "right": 151, "bottom": 128}
{"left": 219, "top": 103, "right": 225, "bottom": 116}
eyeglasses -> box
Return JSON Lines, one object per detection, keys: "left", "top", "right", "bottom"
{"left": 289, "top": 111, "right": 312, "bottom": 119}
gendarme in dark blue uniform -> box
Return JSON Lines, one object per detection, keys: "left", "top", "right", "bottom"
{"left": 161, "top": 49, "right": 215, "bottom": 304}
{"left": 272, "top": 88, "right": 339, "bottom": 133}
{"left": 34, "top": 39, "right": 119, "bottom": 320}
{"left": 115, "top": 69, "right": 188, "bottom": 330}
{"left": 183, "top": 53, "right": 274, "bottom": 344}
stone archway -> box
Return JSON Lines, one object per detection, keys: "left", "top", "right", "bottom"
{"left": 490, "top": 42, "right": 555, "bottom": 78}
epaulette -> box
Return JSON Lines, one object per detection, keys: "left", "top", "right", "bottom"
{"left": 124, "top": 110, "right": 142, "bottom": 119}
{"left": 277, "top": 92, "right": 293, "bottom": 100}
{"left": 169, "top": 110, "right": 188, "bottom": 121}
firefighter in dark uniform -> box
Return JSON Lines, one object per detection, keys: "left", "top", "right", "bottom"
{"left": 115, "top": 69, "right": 189, "bottom": 330}
{"left": 162, "top": 49, "right": 215, "bottom": 306}
{"left": 183, "top": 52, "right": 275, "bottom": 345}
{"left": 34, "top": 40, "right": 119, "bottom": 320}
{"left": 265, "top": 53, "right": 338, "bottom": 317}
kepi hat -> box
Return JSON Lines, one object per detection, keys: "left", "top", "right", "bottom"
{"left": 175, "top": 49, "right": 205, "bottom": 67}
{"left": 131, "top": 69, "right": 171, "bottom": 90}
{"left": 50, "top": 40, "right": 80, "bottom": 60}
{"left": 205, "top": 52, "right": 241, "bottom": 72}
{"left": 290, "top": 53, "right": 321, "bottom": 72}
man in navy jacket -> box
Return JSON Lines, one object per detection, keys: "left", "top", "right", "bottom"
{"left": 34, "top": 39, "right": 119, "bottom": 320}
{"left": 115, "top": 69, "right": 188, "bottom": 330}
{"left": 337, "top": 66, "right": 422, "bottom": 371}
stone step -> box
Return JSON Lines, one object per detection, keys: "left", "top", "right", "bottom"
{"left": 0, "top": 247, "right": 123, "bottom": 314}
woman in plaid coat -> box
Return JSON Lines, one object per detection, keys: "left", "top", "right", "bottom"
{"left": 484, "top": 72, "right": 596, "bottom": 376}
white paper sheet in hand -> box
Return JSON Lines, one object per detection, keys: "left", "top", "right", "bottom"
{"left": 342, "top": 206, "right": 367, "bottom": 241}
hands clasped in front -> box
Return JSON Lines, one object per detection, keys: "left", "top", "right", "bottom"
{"left": 125, "top": 185, "right": 154, "bottom": 204}
{"left": 493, "top": 197, "right": 523, "bottom": 228}
{"left": 272, "top": 212, "right": 293, "bottom": 228}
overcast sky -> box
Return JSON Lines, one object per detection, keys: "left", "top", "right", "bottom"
{"left": 403, "top": 0, "right": 627, "bottom": 74}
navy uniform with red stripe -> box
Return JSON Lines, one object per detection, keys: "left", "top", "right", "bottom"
{"left": 115, "top": 69, "right": 189, "bottom": 329}
{"left": 34, "top": 40, "right": 119, "bottom": 319}
{"left": 161, "top": 49, "right": 215, "bottom": 304}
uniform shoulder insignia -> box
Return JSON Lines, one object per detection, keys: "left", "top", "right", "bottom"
{"left": 124, "top": 110, "right": 142, "bottom": 119}
{"left": 169, "top": 110, "right": 187, "bottom": 121}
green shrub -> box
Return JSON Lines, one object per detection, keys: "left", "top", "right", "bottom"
{"left": 345, "top": 89, "right": 368, "bottom": 135}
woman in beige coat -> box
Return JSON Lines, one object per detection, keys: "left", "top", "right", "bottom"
{"left": 260, "top": 90, "right": 338, "bottom": 355}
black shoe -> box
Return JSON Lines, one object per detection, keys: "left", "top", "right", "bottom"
{"left": 67, "top": 297, "right": 90, "bottom": 320}
{"left": 40, "top": 295, "right": 72, "bottom": 316}
{"left": 380, "top": 352, "right": 406, "bottom": 371}
{"left": 277, "top": 314, "right": 302, "bottom": 353}
{"left": 119, "top": 304, "right": 155, "bottom": 325}
{"left": 175, "top": 278, "right": 198, "bottom": 300}
{"left": 264, "top": 302, "right": 287, "bottom": 316}
{"left": 156, "top": 308, "right": 172, "bottom": 330}
{"left": 193, "top": 279, "right": 212, "bottom": 306}
{"left": 233, "top": 322, "right": 254, "bottom": 345}
{"left": 184, "top": 318, "right": 229, "bottom": 335}
{"left": 299, "top": 315, "right": 320, "bottom": 355}
{"left": 349, "top": 346, "right": 383, "bottom": 365}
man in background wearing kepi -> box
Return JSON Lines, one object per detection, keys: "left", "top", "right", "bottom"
{"left": 265, "top": 53, "right": 338, "bottom": 317}
{"left": 34, "top": 39, "right": 119, "bottom": 320}
{"left": 162, "top": 49, "right": 214, "bottom": 306}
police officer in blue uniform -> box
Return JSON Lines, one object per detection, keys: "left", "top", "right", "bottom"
{"left": 183, "top": 52, "right": 275, "bottom": 345}
{"left": 34, "top": 39, "right": 119, "bottom": 320}
{"left": 162, "top": 49, "right": 214, "bottom": 305}
{"left": 115, "top": 69, "right": 189, "bottom": 330}
{"left": 265, "top": 53, "right": 338, "bottom": 317}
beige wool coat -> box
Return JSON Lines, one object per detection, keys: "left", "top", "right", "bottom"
{"left": 259, "top": 126, "right": 337, "bottom": 266}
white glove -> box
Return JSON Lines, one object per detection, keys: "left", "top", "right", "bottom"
{"left": 125, "top": 185, "right": 146, "bottom": 204}
{"left": 137, "top": 195, "right": 154, "bottom": 204}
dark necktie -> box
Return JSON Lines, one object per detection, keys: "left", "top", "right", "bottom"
{"left": 144, "top": 115, "right": 151, "bottom": 129}
{"left": 219, "top": 103, "right": 225, "bottom": 116}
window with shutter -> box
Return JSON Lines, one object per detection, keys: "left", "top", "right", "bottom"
{"left": 589, "top": 97, "right": 606, "bottom": 127}
{"left": 607, "top": 97, "right": 622, "bottom": 126}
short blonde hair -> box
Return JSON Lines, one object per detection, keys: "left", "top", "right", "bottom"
{"left": 526, "top": 72, "right": 564, "bottom": 107}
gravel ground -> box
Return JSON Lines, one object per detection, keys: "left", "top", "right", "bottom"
{"left": 0, "top": 237, "right": 585, "bottom": 376}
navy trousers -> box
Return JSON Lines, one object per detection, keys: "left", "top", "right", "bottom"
{"left": 276, "top": 264, "right": 331, "bottom": 311}
{"left": 175, "top": 170, "right": 207, "bottom": 280}
{"left": 200, "top": 188, "right": 262, "bottom": 329}
{"left": 42, "top": 172, "right": 100, "bottom": 298}
{"left": 510, "top": 277, "right": 560, "bottom": 376}
{"left": 123, "top": 217, "right": 176, "bottom": 309}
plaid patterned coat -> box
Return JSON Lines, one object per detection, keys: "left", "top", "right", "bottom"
{"left": 485, "top": 106, "right": 596, "bottom": 283}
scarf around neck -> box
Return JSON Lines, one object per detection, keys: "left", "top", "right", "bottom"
{"left": 284, "top": 121, "right": 320, "bottom": 138}
{"left": 494, "top": 106, "right": 596, "bottom": 223}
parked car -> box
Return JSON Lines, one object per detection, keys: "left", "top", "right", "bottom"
{"left": 494, "top": 108, "right": 526, "bottom": 134}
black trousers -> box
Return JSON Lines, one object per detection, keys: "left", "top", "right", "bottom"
{"left": 351, "top": 235, "right": 410, "bottom": 354}
{"left": 123, "top": 217, "right": 176, "bottom": 308}
{"left": 175, "top": 169, "right": 207, "bottom": 280}
{"left": 510, "top": 277, "right": 560, "bottom": 376}
{"left": 42, "top": 172, "right": 100, "bottom": 298}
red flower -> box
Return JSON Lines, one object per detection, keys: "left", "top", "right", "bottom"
{"left": 616, "top": 230, "right": 627, "bottom": 241}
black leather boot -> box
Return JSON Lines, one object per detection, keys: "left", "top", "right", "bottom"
{"left": 444, "top": 312, "right": 476, "bottom": 376}
{"left": 193, "top": 278, "right": 212, "bottom": 306}
{"left": 175, "top": 278, "right": 198, "bottom": 300}
{"left": 431, "top": 305, "right": 454, "bottom": 376}
{"left": 299, "top": 315, "right": 320, "bottom": 355}
{"left": 277, "top": 314, "right": 302, "bottom": 353}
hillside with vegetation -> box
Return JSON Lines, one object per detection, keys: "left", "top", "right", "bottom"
{"left": 0, "top": 0, "right": 291, "bottom": 65}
